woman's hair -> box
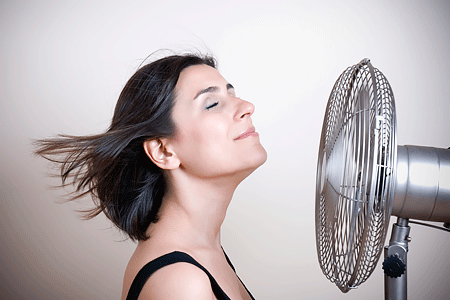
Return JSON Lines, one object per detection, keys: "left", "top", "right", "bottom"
{"left": 35, "top": 53, "right": 217, "bottom": 241}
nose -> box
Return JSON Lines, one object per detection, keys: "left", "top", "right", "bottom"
{"left": 234, "top": 98, "right": 255, "bottom": 120}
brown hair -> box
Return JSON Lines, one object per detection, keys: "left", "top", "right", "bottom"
{"left": 34, "top": 53, "right": 217, "bottom": 241}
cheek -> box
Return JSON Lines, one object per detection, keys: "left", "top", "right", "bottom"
{"left": 173, "top": 119, "right": 234, "bottom": 173}
{"left": 192, "top": 121, "right": 229, "bottom": 154}
{"left": 181, "top": 114, "right": 228, "bottom": 142}
{"left": 174, "top": 119, "right": 229, "bottom": 156}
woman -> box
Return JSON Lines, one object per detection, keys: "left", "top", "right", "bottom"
{"left": 35, "top": 53, "right": 267, "bottom": 300}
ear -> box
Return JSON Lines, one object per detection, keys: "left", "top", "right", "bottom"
{"left": 143, "top": 138, "right": 180, "bottom": 170}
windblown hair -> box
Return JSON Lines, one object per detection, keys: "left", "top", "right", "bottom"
{"left": 35, "top": 53, "right": 217, "bottom": 241}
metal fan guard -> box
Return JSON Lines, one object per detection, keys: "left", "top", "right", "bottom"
{"left": 315, "top": 59, "right": 397, "bottom": 292}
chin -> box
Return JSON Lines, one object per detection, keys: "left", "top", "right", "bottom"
{"left": 254, "top": 146, "right": 268, "bottom": 168}
{"left": 239, "top": 146, "right": 268, "bottom": 177}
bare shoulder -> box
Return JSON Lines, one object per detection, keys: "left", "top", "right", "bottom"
{"left": 138, "top": 261, "right": 216, "bottom": 300}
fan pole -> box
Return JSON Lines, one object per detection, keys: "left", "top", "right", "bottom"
{"left": 384, "top": 217, "right": 410, "bottom": 300}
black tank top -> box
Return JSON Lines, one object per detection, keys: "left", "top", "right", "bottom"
{"left": 126, "top": 251, "right": 255, "bottom": 300}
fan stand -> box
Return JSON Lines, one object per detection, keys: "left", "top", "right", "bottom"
{"left": 384, "top": 217, "right": 410, "bottom": 300}
{"left": 383, "top": 217, "right": 450, "bottom": 300}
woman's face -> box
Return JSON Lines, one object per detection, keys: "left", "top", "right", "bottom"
{"left": 168, "top": 64, "right": 267, "bottom": 179}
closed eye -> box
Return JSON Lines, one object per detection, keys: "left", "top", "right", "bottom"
{"left": 205, "top": 101, "right": 219, "bottom": 110}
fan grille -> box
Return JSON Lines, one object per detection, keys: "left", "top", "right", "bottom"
{"left": 315, "top": 59, "right": 397, "bottom": 292}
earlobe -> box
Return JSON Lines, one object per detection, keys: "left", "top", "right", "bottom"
{"left": 143, "top": 139, "right": 180, "bottom": 170}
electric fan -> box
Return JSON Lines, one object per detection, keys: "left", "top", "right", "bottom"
{"left": 315, "top": 58, "right": 450, "bottom": 299}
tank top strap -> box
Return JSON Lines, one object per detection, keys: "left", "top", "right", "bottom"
{"left": 126, "top": 251, "right": 231, "bottom": 300}
{"left": 222, "top": 248, "right": 256, "bottom": 300}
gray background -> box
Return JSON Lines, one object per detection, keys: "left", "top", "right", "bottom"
{"left": 1, "top": 1, "right": 449, "bottom": 299}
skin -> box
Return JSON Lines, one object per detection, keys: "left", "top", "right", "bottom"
{"left": 121, "top": 64, "right": 267, "bottom": 300}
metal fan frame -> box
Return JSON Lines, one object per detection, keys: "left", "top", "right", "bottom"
{"left": 315, "top": 59, "right": 397, "bottom": 292}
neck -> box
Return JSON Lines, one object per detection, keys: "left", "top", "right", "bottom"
{"left": 148, "top": 170, "right": 242, "bottom": 250}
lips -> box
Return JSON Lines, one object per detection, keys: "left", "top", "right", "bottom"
{"left": 235, "top": 126, "right": 258, "bottom": 140}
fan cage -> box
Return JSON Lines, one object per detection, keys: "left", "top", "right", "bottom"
{"left": 315, "top": 59, "right": 397, "bottom": 292}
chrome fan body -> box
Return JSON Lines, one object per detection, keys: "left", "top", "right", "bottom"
{"left": 315, "top": 59, "right": 397, "bottom": 292}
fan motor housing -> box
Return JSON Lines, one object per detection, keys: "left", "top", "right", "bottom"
{"left": 392, "top": 145, "right": 450, "bottom": 222}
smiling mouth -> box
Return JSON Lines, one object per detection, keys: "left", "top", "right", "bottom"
{"left": 235, "top": 127, "right": 259, "bottom": 140}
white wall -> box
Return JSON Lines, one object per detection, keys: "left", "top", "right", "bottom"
{"left": 1, "top": 1, "right": 449, "bottom": 299}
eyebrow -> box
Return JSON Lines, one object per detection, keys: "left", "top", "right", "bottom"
{"left": 193, "top": 83, "right": 235, "bottom": 100}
